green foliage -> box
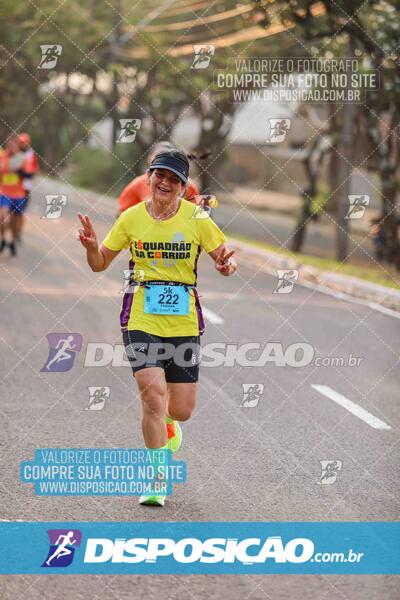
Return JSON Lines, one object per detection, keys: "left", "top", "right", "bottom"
{"left": 0, "top": 0, "right": 262, "bottom": 174}
{"left": 68, "top": 145, "right": 142, "bottom": 195}
{"left": 311, "top": 183, "right": 330, "bottom": 215}
{"left": 233, "top": 234, "right": 400, "bottom": 289}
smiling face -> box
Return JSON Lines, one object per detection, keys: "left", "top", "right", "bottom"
{"left": 148, "top": 168, "right": 186, "bottom": 204}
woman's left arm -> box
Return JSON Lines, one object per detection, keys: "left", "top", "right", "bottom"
{"left": 209, "top": 243, "right": 237, "bottom": 276}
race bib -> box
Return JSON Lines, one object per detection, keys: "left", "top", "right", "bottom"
{"left": 2, "top": 173, "right": 19, "bottom": 185}
{"left": 144, "top": 284, "right": 190, "bottom": 315}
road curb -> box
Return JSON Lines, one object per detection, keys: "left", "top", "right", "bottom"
{"left": 218, "top": 192, "right": 377, "bottom": 235}
{"left": 231, "top": 238, "right": 400, "bottom": 313}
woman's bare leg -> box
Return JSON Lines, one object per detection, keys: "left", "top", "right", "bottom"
{"left": 166, "top": 382, "right": 197, "bottom": 421}
{"left": 135, "top": 367, "right": 168, "bottom": 448}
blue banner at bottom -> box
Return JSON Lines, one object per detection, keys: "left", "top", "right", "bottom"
{"left": 0, "top": 522, "right": 398, "bottom": 574}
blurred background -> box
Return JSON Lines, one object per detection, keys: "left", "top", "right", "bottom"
{"left": 1, "top": 0, "right": 399, "bottom": 284}
{"left": 1, "top": 6, "right": 400, "bottom": 590}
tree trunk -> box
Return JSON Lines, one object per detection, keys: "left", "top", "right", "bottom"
{"left": 290, "top": 148, "right": 315, "bottom": 252}
{"left": 290, "top": 133, "right": 332, "bottom": 253}
{"left": 290, "top": 190, "right": 313, "bottom": 252}
{"left": 326, "top": 103, "right": 340, "bottom": 215}
{"left": 380, "top": 168, "right": 400, "bottom": 268}
{"left": 110, "top": 0, "right": 123, "bottom": 152}
{"left": 366, "top": 100, "right": 400, "bottom": 269}
{"left": 336, "top": 35, "right": 357, "bottom": 263}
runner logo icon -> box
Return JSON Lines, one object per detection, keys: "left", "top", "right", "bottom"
{"left": 117, "top": 119, "right": 141, "bottom": 143}
{"left": 191, "top": 45, "right": 215, "bottom": 69}
{"left": 86, "top": 386, "right": 110, "bottom": 410}
{"left": 120, "top": 268, "right": 144, "bottom": 294}
{"left": 240, "top": 383, "right": 264, "bottom": 408}
{"left": 38, "top": 45, "right": 62, "bottom": 69}
{"left": 268, "top": 118, "right": 292, "bottom": 143}
{"left": 273, "top": 270, "right": 299, "bottom": 294}
{"left": 318, "top": 460, "right": 342, "bottom": 485}
{"left": 191, "top": 205, "right": 211, "bottom": 220}
{"left": 42, "top": 529, "right": 82, "bottom": 567}
{"left": 345, "top": 195, "right": 370, "bottom": 219}
{"left": 40, "top": 333, "right": 83, "bottom": 372}
{"left": 42, "top": 194, "right": 67, "bottom": 219}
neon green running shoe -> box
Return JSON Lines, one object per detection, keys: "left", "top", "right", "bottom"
{"left": 139, "top": 495, "right": 165, "bottom": 506}
{"left": 166, "top": 420, "right": 182, "bottom": 453}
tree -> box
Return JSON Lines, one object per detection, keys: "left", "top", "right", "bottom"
{"left": 250, "top": 0, "right": 400, "bottom": 266}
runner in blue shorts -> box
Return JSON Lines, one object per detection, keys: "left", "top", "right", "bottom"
{"left": 9, "top": 197, "right": 27, "bottom": 215}
{"left": 0, "top": 137, "right": 25, "bottom": 255}
{"left": 0, "top": 194, "right": 11, "bottom": 253}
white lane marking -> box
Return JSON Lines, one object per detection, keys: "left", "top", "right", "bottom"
{"left": 311, "top": 385, "right": 392, "bottom": 430}
{"left": 202, "top": 306, "right": 224, "bottom": 325}
{"left": 300, "top": 280, "right": 400, "bottom": 321}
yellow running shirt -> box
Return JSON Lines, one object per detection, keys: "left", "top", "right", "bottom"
{"left": 102, "top": 199, "right": 226, "bottom": 336}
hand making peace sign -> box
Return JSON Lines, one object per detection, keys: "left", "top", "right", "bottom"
{"left": 77, "top": 213, "right": 98, "bottom": 250}
{"left": 215, "top": 248, "right": 237, "bottom": 276}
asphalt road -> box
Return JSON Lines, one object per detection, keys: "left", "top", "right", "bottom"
{"left": 0, "top": 178, "right": 399, "bottom": 598}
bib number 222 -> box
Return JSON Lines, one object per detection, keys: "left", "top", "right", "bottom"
{"left": 144, "top": 285, "right": 190, "bottom": 315}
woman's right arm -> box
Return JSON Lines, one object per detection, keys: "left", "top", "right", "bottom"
{"left": 77, "top": 213, "right": 120, "bottom": 272}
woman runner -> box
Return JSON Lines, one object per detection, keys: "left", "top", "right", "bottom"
{"left": 77, "top": 149, "right": 237, "bottom": 506}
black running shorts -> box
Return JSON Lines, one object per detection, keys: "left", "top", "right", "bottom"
{"left": 122, "top": 329, "right": 200, "bottom": 383}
